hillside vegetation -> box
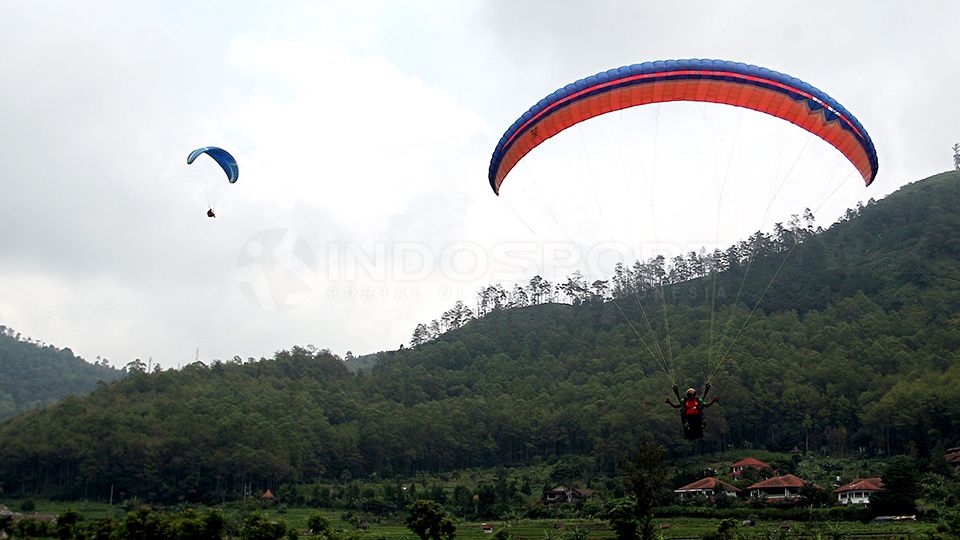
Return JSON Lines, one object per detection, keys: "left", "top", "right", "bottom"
{"left": 1, "top": 172, "right": 959, "bottom": 505}
{"left": 0, "top": 326, "right": 125, "bottom": 422}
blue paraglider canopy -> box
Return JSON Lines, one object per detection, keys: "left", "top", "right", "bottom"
{"left": 187, "top": 146, "right": 239, "bottom": 184}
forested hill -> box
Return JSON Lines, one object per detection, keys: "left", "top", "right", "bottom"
{"left": 701, "top": 169, "right": 960, "bottom": 316}
{"left": 408, "top": 171, "right": 960, "bottom": 350}
{"left": 0, "top": 172, "right": 959, "bottom": 504}
{"left": 0, "top": 326, "right": 125, "bottom": 421}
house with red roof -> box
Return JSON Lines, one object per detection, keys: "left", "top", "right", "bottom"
{"left": 946, "top": 447, "right": 960, "bottom": 467}
{"left": 747, "top": 474, "right": 806, "bottom": 500}
{"left": 730, "top": 457, "right": 770, "bottom": 477}
{"left": 674, "top": 477, "right": 741, "bottom": 499}
{"left": 833, "top": 478, "right": 885, "bottom": 505}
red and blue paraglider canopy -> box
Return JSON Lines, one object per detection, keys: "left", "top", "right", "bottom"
{"left": 488, "top": 59, "right": 878, "bottom": 195}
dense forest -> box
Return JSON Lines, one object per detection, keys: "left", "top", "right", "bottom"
{"left": 1, "top": 172, "right": 959, "bottom": 505}
{"left": 0, "top": 327, "right": 125, "bottom": 421}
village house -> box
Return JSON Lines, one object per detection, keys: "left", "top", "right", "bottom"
{"left": 946, "top": 447, "right": 960, "bottom": 468}
{"left": 730, "top": 457, "right": 771, "bottom": 477}
{"left": 674, "top": 477, "right": 741, "bottom": 499}
{"left": 542, "top": 485, "right": 594, "bottom": 504}
{"left": 833, "top": 477, "right": 884, "bottom": 505}
{"left": 747, "top": 474, "right": 807, "bottom": 500}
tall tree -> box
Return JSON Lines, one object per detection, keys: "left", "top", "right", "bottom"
{"left": 622, "top": 445, "right": 668, "bottom": 540}
{"left": 411, "top": 324, "right": 430, "bottom": 346}
{"left": 560, "top": 272, "right": 589, "bottom": 304}
{"left": 870, "top": 456, "right": 921, "bottom": 515}
{"left": 591, "top": 280, "right": 610, "bottom": 301}
{"left": 406, "top": 500, "right": 456, "bottom": 540}
{"left": 509, "top": 285, "right": 529, "bottom": 308}
{"left": 526, "top": 275, "right": 551, "bottom": 305}
{"left": 612, "top": 262, "right": 634, "bottom": 298}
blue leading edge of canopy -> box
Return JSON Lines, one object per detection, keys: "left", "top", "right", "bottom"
{"left": 488, "top": 59, "right": 879, "bottom": 192}
{"left": 187, "top": 146, "right": 239, "bottom": 184}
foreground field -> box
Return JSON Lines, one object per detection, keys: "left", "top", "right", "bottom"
{"left": 11, "top": 501, "right": 938, "bottom": 539}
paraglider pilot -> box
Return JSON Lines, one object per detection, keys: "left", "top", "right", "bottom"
{"left": 665, "top": 383, "right": 718, "bottom": 439}
{"left": 187, "top": 146, "right": 237, "bottom": 219}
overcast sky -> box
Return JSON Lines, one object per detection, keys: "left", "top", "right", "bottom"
{"left": 1, "top": 1, "right": 957, "bottom": 368}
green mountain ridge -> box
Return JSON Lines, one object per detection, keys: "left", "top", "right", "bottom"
{"left": 649, "top": 170, "right": 960, "bottom": 317}
{"left": 1, "top": 171, "right": 958, "bottom": 504}
{"left": 0, "top": 326, "right": 126, "bottom": 421}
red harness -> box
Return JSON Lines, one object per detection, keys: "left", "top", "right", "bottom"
{"left": 683, "top": 398, "right": 701, "bottom": 415}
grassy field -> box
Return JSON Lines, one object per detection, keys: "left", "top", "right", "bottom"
{"left": 7, "top": 500, "right": 939, "bottom": 539}
{"left": 257, "top": 514, "right": 936, "bottom": 539}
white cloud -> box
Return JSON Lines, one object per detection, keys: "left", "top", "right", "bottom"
{"left": 226, "top": 37, "right": 492, "bottom": 229}
{"left": 0, "top": 1, "right": 956, "bottom": 367}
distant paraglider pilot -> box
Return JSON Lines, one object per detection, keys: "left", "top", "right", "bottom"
{"left": 187, "top": 146, "right": 238, "bottom": 218}
{"left": 665, "top": 383, "right": 718, "bottom": 440}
